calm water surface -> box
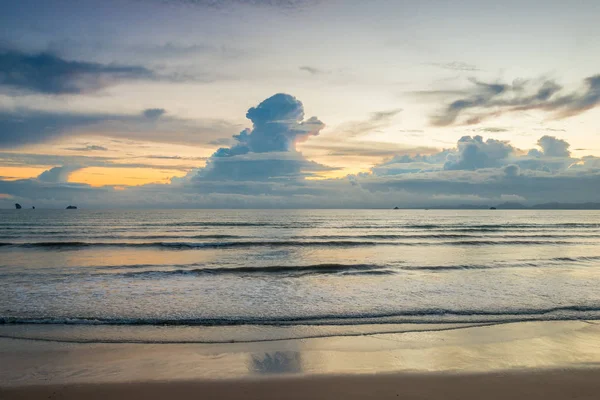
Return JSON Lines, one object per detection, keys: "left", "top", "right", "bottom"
{"left": 1, "top": 209, "right": 600, "bottom": 342}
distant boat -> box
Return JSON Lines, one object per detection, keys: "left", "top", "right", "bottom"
{"left": 66, "top": 205, "right": 78, "bottom": 210}
{"left": 490, "top": 207, "right": 497, "bottom": 210}
{"left": 15, "top": 203, "right": 22, "bottom": 209}
{"left": 32, "top": 206, "right": 35, "bottom": 209}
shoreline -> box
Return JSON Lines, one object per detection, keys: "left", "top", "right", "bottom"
{"left": 3, "top": 320, "right": 600, "bottom": 389}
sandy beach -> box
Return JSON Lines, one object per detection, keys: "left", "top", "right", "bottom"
{"left": 3, "top": 369, "right": 600, "bottom": 400}
{"left": 2, "top": 321, "right": 600, "bottom": 399}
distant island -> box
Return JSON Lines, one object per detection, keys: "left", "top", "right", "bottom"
{"left": 66, "top": 205, "right": 78, "bottom": 210}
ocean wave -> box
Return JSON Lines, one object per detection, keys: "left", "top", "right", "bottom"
{"left": 0, "top": 234, "right": 244, "bottom": 240}
{"left": 549, "top": 255, "right": 600, "bottom": 262}
{"left": 0, "top": 239, "right": 593, "bottom": 250}
{"left": 5, "top": 233, "right": 600, "bottom": 241}
{"left": 307, "top": 233, "right": 600, "bottom": 239}
{"left": 2, "top": 254, "right": 597, "bottom": 280}
{"left": 3, "top": 222, "right": 600, "bottom": 231}
{"left": 120, "top": 263, "right": 395, "bottom": 277}
{"left": 109, "top": 257, "right": 600, "bottom": 277}
{"left": 2, "top": 305, "right": 600, "bottom": 327}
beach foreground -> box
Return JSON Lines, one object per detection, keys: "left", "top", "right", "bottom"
{"left": 2, "top": 321, "right": 600, "bottom": 399}
{"left": 3, "top": 369, "right": 600, "bottom": 400}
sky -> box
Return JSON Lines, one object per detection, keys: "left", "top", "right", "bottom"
{"left": 1, "top": 0, "right": 599, "bottom": 208}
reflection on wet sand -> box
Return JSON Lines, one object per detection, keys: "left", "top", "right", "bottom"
{"left": 3, "top": 321, "right": 600, "bottom": 386}
{"left": 249, "top": 351, "right": 302, "bottom": 375}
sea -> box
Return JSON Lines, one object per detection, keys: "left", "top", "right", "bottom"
{"left": 1, "top": 209, "right": 600, "bottom": 343}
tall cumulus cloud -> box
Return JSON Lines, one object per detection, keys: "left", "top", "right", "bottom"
{"left": 192, "top": 93, "right": 330, "bottom": 182}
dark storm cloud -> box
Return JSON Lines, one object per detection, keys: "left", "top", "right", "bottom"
{"left": 0, "top": 49, "right": 155, "bottom": 95}
{"left": 430, "top": 75, "right": 600, "bottom": 126}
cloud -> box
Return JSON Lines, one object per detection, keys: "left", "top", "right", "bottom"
{"left": 371, "top": 152, "right": 450, "bottom": 176}
{"left": 503, "top": 164, "right": 520, "bottom": 177}
{"left": 536, "top": 135, "right": 571, "bottom": 157}
{"left": 370, "top": 109, "right": 403, "bottom": 121}
{"left": 299, "top": 66, "right": 328, "bottom": 75}
{"left": 326, "top": 108, "right": 403, "bottom": 140}
{"left": 37, "top": 165, "right": 82, "bottom": 183}
{"left": 195, "top": 152, "right": 335, "bottom": 182}
{"left": 143, "top": 108, "right": 167, "bottom": 119}
{"left": 1, "top": 89, "right": 599, "bottom": 209}
{"left": 430, "top": 75, "right": 600, "bottom": 126}
{"left": 444, "top": 135, "right": 515, "bottom": 170}
{"left": 143, "top": 155, "right": 207, "bottom": 161}
{"left": 429, "top": 61, "right": 480, "bottom": 72}
{"left": 0, "top": 107, "right": 235, "bottom": 148}
{"left": 66, "top": 145, "right": 109, "bottom": 152}
{"left": 212, "top": 93, "right": 323, "bottom": 156}
{"left": 208, "top": 138, "right": 234, "bottom": 146}
{"left": 5, "top": 160, "right": 600, "bottom": 209}
{"left": 474, "top": 127, "right": 509, "bottom": 133}
{"left": 536, "top": 127, "right": 566, "bottom": 132}
{"left": 192, "top": 93, "right": 330, "bottom": 182}
{"left": 0, "top": 49, "right": 155, "bottom": 95}
{"left": 0, "top": 151, "right": 202, "bottom": 172}
{"left": 359, "top": 168, "right": 600, "bottom": 206}
{"left": 369, "top": 134, "right": 579, "bottom": 177}
{"left": 0, "top": 108, "right": 109, "bottom": 147}
{"left": 306, "top": 143, "right": 438, "bottom": 158}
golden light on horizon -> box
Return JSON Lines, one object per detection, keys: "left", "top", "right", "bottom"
{"left": 69, "top": 167, "right": 189, "bottom": 187}
{"left": 0, "top": 166, "right": 49, "bottom": 180}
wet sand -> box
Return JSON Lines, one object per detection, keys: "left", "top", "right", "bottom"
{"left": 2, "top": 321, "right": 600, "bottom": 399}
{"left": 3, "top": 369, "right": 600, "bottom": 400}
